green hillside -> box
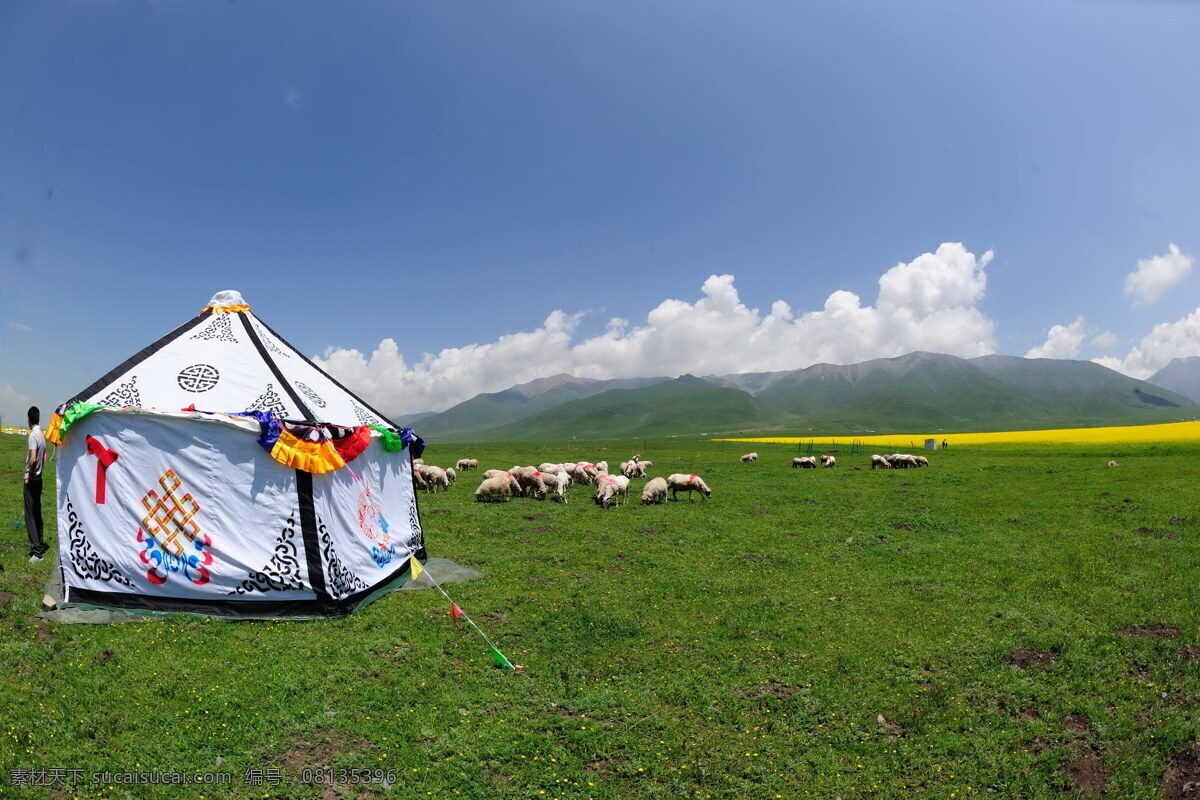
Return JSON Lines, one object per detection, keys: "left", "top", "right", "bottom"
{"left": 464, "top": 379, "right": 792, "bottom": 442}
{"left": 415, "top": 374, "right": 668, "bottom": 437}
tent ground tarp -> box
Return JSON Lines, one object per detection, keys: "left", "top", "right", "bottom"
{"left": 40, "top": 554, "right": 483, "bottom": 623}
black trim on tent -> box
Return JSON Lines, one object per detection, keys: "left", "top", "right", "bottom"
{"left": 295, "top": 469, "right": 331, "bottom": 613}
{"left": 253, "top": 315, "right": 399, "bottom": 428}
{"left": 63, "top": 557, "right": 413, "bottom": 619}
{"left": 69, "top": 313, "right": 210, "bottom": 405}
{"left": 237, "top": 313, "right": 315, "bottom": 420}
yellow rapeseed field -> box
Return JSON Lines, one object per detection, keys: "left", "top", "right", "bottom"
{"left": 721, "top": 420, "right": 1200, "bottom": 447}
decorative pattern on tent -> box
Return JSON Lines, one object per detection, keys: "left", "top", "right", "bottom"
{"left": 251, "top": 318, "right": 291, "bottom": 358}
{"left": 98, "top": 377, "right": 141, "bottom": 408}
{"left": 191, "top": 314, "right": 239, "bottom": 343}
{"left": 247, "top": 384, "right": 289, "bottom": 419}
{"left": 353, "top": 401, "right": 383, "bottom": 427}
{"left": 137, "top": 469, "right": 214, "bottom": 586}
{"left": 177, "top": 364, "right": 220, "bottom": 393}
{"left": 230, "top": 513, "right": 307, "bottom": 595}
{"left": 319, "top": 515, "right": 369, "bottom": 596}
{"left": 65, "top": 496, "right": 134, "bottom": 587}
{"left": 297, "top": 382, "right": 326, "bottom": 408}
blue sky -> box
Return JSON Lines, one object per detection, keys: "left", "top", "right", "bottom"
{"left": 2, "top": 0, "right": 1199, "bottom": 420}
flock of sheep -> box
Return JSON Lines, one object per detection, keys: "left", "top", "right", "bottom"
{"left": 411, "top": 455, "right": 713, "bottom": 509}
{"left": 738, "top": 451, "right": 930, "bottom": 469}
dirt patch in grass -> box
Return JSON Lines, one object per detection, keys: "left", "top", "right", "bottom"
{"left": 1003, "top": 649, "right": 1059, "bottom": 669}
{"left": 735, "top": 681, "right": 803, "bottom": 701}
{"left": 583, "top": 758, "right": 613, "bottom": 775}
{"left": 1007, "top": 518, "right": 1030, "bottom": 527}
{"left": 32, "top": 620, "right": 53, "bottom": 642}
{"left": 1059, "top": 752, "right": 1109, "bottom": 796}
{"left": 278, "top": 728, "right": 373, "bottom": 773}
{"left": 523, "top": 513, "right": 548, "bottom": 521}
{"left": 1061, "top": 713, "right": 1092, "bottom": 737}
{"left": 889, "top": 523, "right": 914, "bottom": 531}
{"left": 638, "top": 529, "right": 659, "bottom": 536}
{"left": 1017, "top": 708, "right": 1040, "bottom": 722}
{"left": 0, "top": 591, "right": 15, "bottom": 607}
{"left": 427, "top": 508, "right": 450, "bottom": 514}
{"left": 1180, "top": 645, "right": 1200, "bottom": 663}
{"left": 93, "top": 649, "right": 114, "bottom": 665}
{"left": 1118, "top": 622, "right": 1180, "bottom": 639}
{"left": 1160, "top": 742, "right": 1200, "bottom": 800}
{"left": 1170, "top": 516, "right": 1187, "bottom": 525}
{"left": 528, "top": 525, "right": 554, "bottom": 533}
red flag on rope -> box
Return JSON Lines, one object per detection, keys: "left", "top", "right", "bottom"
{"left": 450, "top": 603, "right": 463, "bottom": 630}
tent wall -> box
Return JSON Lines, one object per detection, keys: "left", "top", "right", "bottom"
{"left": 57, "top": 410, "right": 423, "bottom": 618}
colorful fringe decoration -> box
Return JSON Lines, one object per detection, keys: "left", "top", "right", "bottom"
{"left": 369, "top": 425, "right": 405, "bottom": 452}
{"left": 268, "top": 428, "right": 346, "bottom": 474}
{"left": 45, "top": 402, "right": 104, "bottom": 446}
{"left": 200, "top": 303, "right": 251, "bottom": 315}
{"left": 330, "top": 425, "right": 372, "bottom": 464}
{"left": 233, "top": 410, "right": 283, "bottom": 452}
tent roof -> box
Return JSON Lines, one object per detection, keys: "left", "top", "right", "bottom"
{"left": 67, "top": 291, "right": 395, "bottom": 429}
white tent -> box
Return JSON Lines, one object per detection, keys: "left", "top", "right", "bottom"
{"left": 49, "top": 291, "right": 426, "bottom": 618}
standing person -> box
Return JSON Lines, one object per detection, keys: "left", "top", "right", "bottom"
{"left": 24, "top": 406, "right": 48, "bottom": 563}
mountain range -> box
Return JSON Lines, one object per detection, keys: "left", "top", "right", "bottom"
{"left": 404, "top": 352, "right": 1198, "bottom": 442}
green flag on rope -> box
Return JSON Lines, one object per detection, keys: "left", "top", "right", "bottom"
{"left": 490, "top": 647, "right": 514, "bottom": 670}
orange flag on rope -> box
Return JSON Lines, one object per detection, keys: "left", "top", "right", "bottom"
{"left": 450, "top": 603, "right": 463, "bottom": 630}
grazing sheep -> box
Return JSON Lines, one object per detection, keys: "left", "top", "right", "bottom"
{"left": 1108, "top": 460, "right": 1120, "bottom": 467}
{"left": 740, "top": 452, "right": 758, "bottom": 463}
{"left": 889, "top": 454, "right": 918, "bottom": 469}
{"left": 666, "top": 473, "right": 712, "bottom": 501}
{"left": 641, "top": 476, "right": 668, "bottom": 504}
{"left": 595, "top": 460, "right": 609, "bottom": 473}
{"left": 445, "top": 467, "right": 456, "bottom": 485}
{"left": 796, "top": 456, "right": 817, "bottom": 469}
{"left": 483, "top": 469, "right": 509, "bottom": 480}
{"left": 871, "top": 455, "right": 891, "bottom": 470}
{"left": 913, "top": 456, "right": 928, "bottom": 468}
{"left": 572, "top": 463, "right": 598, "bottom": 485}
{"left": 595, "top": 480, "right": 619, "bottom": 509}
{"left": 792, "top": 457, "right": 803, "bottom": 469}
{"left": 474, "top": 476, "right": 515, "bottom": 502}
{"left": 466, "top": 458, "right": 479, "bottom": 470}
{"left": 593, "top": 475, "right": 629, "bottom": 508}
{"left": 412, "top": 467, "right": 430, "bottom": 491}
{"left": 550, "top": 471, "right": 570, "bottom": 503}
{"left": 821, "top": 455, "right": 836, "bottom": 468}
{"left": 416, "top": 465, "right": 449, "bottom": 492}
{"left": 516, "top": 469, "right": 549, "bottom": 500}
{"left": 637, "top": 460, "right": 653, "bottom": 470}
{"left": 456, "top": 458, "right": 472, "bottom": 471}
{"left": 413, "top": 458, "right": 424, "bottom": 465}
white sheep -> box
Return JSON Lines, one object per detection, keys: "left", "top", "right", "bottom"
{"left": 550, "top": 471, "right": 570, "bottom": 503}
{"left": 913, "top": 456, "right": 929, "bottom": 468}
{"left": 666, "top": 473, "right": 712, "bottom": 501}
{"left": 792, "top": 457, "right": 803, "bottom": 469}
{"left": 424, "top": 466, "right": 449, "bottom": 492}
{"left": 641, "top": 476, "right": 668, "bottom": 504}
{"left": 1107, "top": 460, "right": 1120, "bottom": 467}
{"left": 445, "top": 466, "right": 457, "bottom": 485}
{"left": 796, "top": 456, "right": 817, "bottom": 469}
{"left": 456, "top": 458, "right": 472, "bottom": 471}
{"left": 870, "top": 454, "right": 891, "bottom": 470}
{"left": 821, "top": 455, "right": 836, "bottom": 468}
{"left": 740, "top": 452, "right": 758, "bottom": 463}
{"left": 412, "top": 467, "right": 430, "bottom": 491}
{"left": 595, "top": 460, "right": 608, "bottom": 473}
{"left": 474, "top": 476, "right": 515, "bottom": 502}
{"left": 516, "top": 469, "right": 549, "bottom": 500}
{"left": 413, "top": 458, "right": 424, "bottom": 465}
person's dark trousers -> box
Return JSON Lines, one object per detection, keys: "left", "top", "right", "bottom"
{"left": 24, "top": 476, "right": 46, "bottom": 557}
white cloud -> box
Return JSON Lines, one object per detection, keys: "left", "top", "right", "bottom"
{"left": 284, "top": 87, "right": 303, "bottom": 108}
{"left": 0, "top": 382, "right": 32, "bottom": 428}
{"left": 1124, "top": 243, "right": 1193, "bottom": 306}
{"left": 1025, "top": 316, "right": 1086, "bottom": 359}
{"left": 1090, "top": 330, "right": 1118, "bottom": 349}
{"left": 316, "top": 242, "right": 998, "bottom": 416}
{"left": 7, "top": 321, "right": 33, "bottom": 333}
{"left": 1093, "top": 306, "right": 1200, "bottom": 378}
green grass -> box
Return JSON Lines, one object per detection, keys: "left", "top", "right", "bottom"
{"left": 2, "top": 434, "right": 1199, "bottom": 798}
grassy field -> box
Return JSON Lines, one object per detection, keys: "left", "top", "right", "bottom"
{"left": 1, "top": 433, "right": 1199, "bottom": 798}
